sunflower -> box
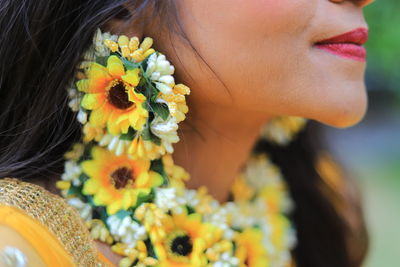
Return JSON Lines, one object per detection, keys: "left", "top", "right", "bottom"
{"left": 151, "top": 212, "right": 222, "bottom": 267}
{"left": 235, "top": 228, "right": 269, "bottom": 267}
{"left": 77, "top": 55, "right": 148, "bottom": 135}
{"left": 81, "top": 146, "right": 163, "bottom": 215}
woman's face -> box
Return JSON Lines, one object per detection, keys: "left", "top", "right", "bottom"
{"left": 146, "top": 0, "right": 373, "bottom": 128}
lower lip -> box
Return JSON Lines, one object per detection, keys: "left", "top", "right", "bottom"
{"left": 314, "top": 43, "right": 366, "bottom": 62}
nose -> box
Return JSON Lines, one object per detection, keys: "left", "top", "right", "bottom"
{"left": 329, "top": 0, "right": 374, "bottom": 7}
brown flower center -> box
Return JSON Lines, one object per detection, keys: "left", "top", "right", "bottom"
{"left": 168, "top": 232, "right": 193, "bottom": 257}
{"left": 110, "top": 167, "right": 133, "bottom": 189}
{"left": 108, "top": 80, "right": 134, "bottom": 110}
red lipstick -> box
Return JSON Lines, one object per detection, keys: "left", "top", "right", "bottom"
{"left": 314, "top": 28, "right": 368, "bottom": 61}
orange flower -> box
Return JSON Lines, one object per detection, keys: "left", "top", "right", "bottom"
{"left": 81, "top": 146, "right": 163, "bottom": 215}
{"left": 77, "top": 55, "right": 148, "bottom": 135}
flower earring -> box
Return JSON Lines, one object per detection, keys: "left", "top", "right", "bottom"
{"left": 66, "top": 28, "right": 190, "bottom": 160}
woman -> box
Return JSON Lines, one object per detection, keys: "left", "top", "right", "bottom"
{"left": 0, "top": 0, "right": 371, "bottom": 266}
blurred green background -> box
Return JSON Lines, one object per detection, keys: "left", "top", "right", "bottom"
{"left": 323, "top": 1, "right": 400, "bottom": 266}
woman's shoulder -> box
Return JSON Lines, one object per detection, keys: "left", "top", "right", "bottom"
{"left": 0, "top": 177, "right": 110, "bottom": 267}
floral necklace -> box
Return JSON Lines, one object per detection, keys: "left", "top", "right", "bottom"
{"left": 57, "top": 28, "right": 300, "bottom": 267}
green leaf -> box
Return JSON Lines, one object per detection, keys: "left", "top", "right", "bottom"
{"left": 141, "top": 122, "right": 161, "bottom": 146}
{"left": 150, "top": 159, "right": 169, "bottom": 186}
{"left": 95, "top": 56, "right": 108, "bottom": 66}
{"left": 115, "top": 210, "right": 132, "bottom": 220}
{"left": 121, "top": 57, "right": 139, "bottom": 70}
{"left": 67, "top": 185, "right": 82, "bottom": 197}
{"left": 78, "top": 173, "right": 90, "bottom": 184}
{"left": 186, "top": 205, "right": 195, "bottom": 214}
{"left": 120, "top": 128, "right": 137, "bottom": 140}
{"left": 133, "top": 190, "right": 155, "bottom": 210}
{"left": 151, "top": 102, "right": 170, "bottom": 121}
{"left": 144, "top": 238, "right": 157, "bottom": 259}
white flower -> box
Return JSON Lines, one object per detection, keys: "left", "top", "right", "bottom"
{"left": 203, "top": 204, "right": 236, "bottom": 240}
{"left": 146, "top": 53, "right": 175, "bottom": 95}
{"left": 212, "top": 252, "right": 240, "bottom": 267}
{"left": 243, "top": 154, "right": 283, "bottom": 191}
{"left": 67, "top": 87, "right": 82, "bottom": 112}
{"left": 99, "top": 134, "right": 131, "bottom": 156}
{"left": 93, "top": 28, "right": 118, "bottom": 57}
{"left": 61, "top": 160, "right": 82, "bottom": 186}
{"left": 0, "top": 247, "right": 27, "bottom": 267}
{"left": 150, "top": 116, "right": 179, "bottom": 153}
{"left": 107, "top": 215, "right": 147, "bottom": 246}
{"left": 154, "top": 187, "right": 184, "bottom": 214}
{"left": 77, "top": 109, "right": 88, "bottom": 124}
{"left": 67, "top": 198, "right": 93, "bottom": 221}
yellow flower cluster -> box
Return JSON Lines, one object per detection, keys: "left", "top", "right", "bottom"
{"left": 59, "top": 28, "right": 296, "bottom": 267}
{"left": 104, "top": 36, "right": 155, "bottom": 63}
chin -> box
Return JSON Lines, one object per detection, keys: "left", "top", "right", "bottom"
{"left": 321, "top": 89, "right": 368, "bottom": 129}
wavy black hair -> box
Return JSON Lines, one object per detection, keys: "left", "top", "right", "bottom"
{"left": 0, "top": 0, "right": 368, "bottom": 266}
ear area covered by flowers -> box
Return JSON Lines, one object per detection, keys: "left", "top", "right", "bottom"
{"left": 59, "top": 28, "right": 297, "bottom": 267}
{"left": 70, "top": 28, "right": 190, "bottom": 160}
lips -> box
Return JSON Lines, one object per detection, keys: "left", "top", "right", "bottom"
{"left": 314, "top": 28, "right": 368, "bottom": 61}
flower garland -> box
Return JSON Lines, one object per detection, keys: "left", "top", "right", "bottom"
{"left": 58, "top": 28, "right": 297, "bottom": 267}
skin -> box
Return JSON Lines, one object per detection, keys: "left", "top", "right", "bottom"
{"left": 102, "top": 0, "right": 374, "bottom": 263}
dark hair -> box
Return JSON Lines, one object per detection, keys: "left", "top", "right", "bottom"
{"left": 0, "top": 0, "right": 368, "bottom": 266}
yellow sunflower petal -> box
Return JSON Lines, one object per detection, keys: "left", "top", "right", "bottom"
{"left": 149, "top": 171, "right": 164, "bottom": 187}
{"left": 89, "top": 103, "right": 111, "bottom": 127}
{"left": 91, "top": 146, "right": 110, "bottom": 161}
{"left": 81, "top": 93, "right": 105, "bottom": 110}
{"left": 121, "top": 69, "right": 141, "bottom": 86}
{"left": 127, "top": 89, "right": 145, "bottom": 103}
{"left": 107, "top": 55, "right": 125, "bottom": 78}
{"left": 76, "top": 79, "right": 89, "bottom": 93}
{"left": 87, "top": 63, "right": 112, "bottom": 93}
{"left": 122, "top": 191, "right": 136, "bottom": 210}
{"left": 128, "top": 108, "right": 148, "bottom": 131}
{"left": 135, "top": 172, "right": 150, "bottom": 188}
{"left": 107, "top": 200, "right": 124, "bottom": 215}
{"left": 107, "top": 111, "right": 122, "bottom": 135}
{"left": 81, "top": 160, "right": 101, "bottom": 178}
{"left": 119, "top": 119, "right": 131, "bottom": 134}
{"left": 82, "top": 178, "right": 101, "bottom": 195}
{"left": 93, "top": 188, "right": 114, "bottom": 206}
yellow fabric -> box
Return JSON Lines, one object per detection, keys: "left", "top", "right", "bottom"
{"left": 0, "top": 224, "right": 45, "bottom": 267}
{"left": 0, "top": 205, "right": 76, "bottom": 266}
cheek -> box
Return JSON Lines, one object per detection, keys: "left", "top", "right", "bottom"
{"left": 227, "top": 0, "right": 318, "bottom": 38}
{"left": 174, "top": 0, "right": 318, "bottom": 107}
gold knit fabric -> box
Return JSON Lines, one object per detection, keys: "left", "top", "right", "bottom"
{"left": 0, "top": 177, "right": 110, "bottom": 267}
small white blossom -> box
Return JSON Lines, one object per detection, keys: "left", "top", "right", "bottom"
{"left": 67, "top": 87, "right": 82, "bottom": 112}
{"left": 146, "top": 53, "right": 175, "bottom": 95}
{"left": 67, "top": 198, "right": 93, "bottom": 221}
{"left": 0, "top": 247, "right": 27, "bottom": 267}
{"left": 107, "top": 215, "right": 147, "bottom": 246}
{"left": 93, "top": 28, "right": 118, "bottom": 57}
{"left": 154, "top": 188, "right": 185, "bottom": 214}
{"left": 77, "top": 109, "right": 88, "bottom": 124}
{"left": 203, "top": 204, "right": 236, "bottom": 240}
{"left": 151, "top": 116, "right": 179, "bottom": 153}
{"left": 212, "top": 252, "right": 240, "bottom": 267}
{"left": 243, "top": 155, "right": 283, "bottom": 191}
{"left": 61, "top": 160, "right": 82, "bottom": 186}
{"left": 99, "top": 134, "right": 131, "bottom": 156}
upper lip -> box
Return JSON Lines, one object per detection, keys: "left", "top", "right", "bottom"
{"left": 315, "top": 27, "right": 369, "bottom": 46}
